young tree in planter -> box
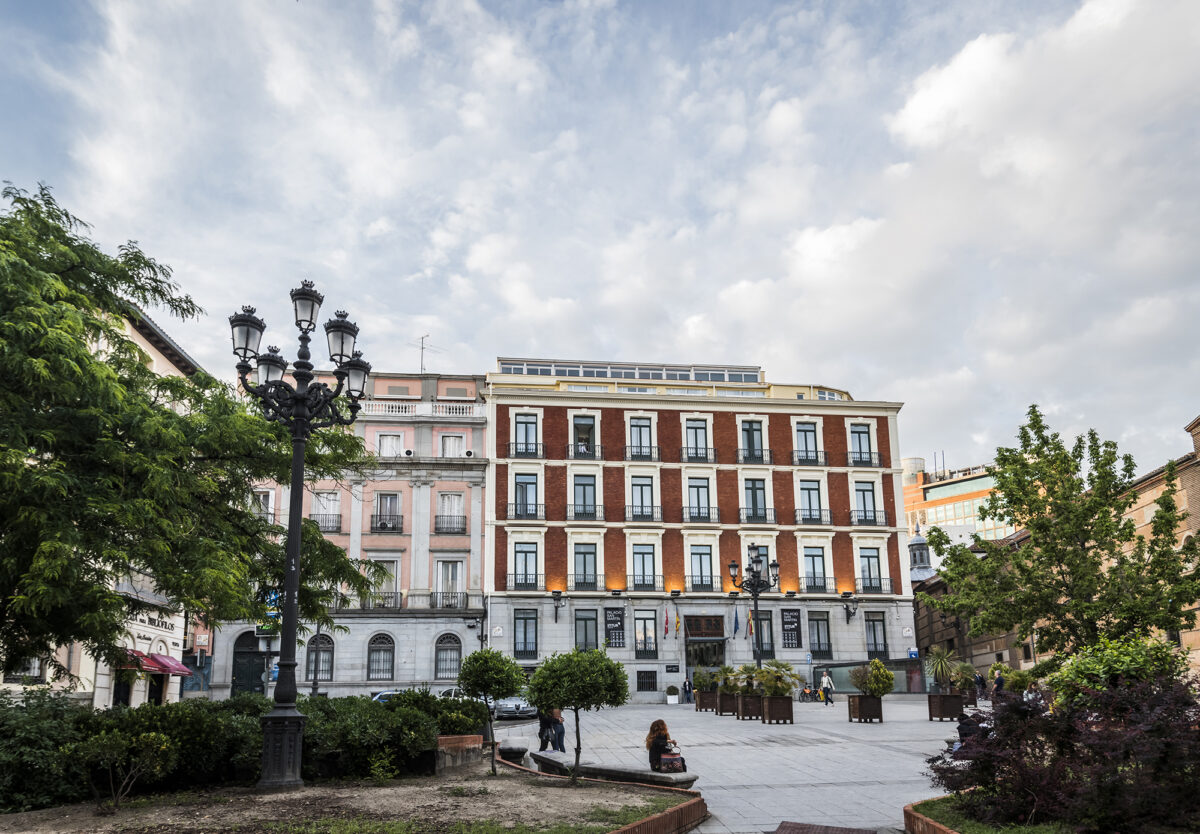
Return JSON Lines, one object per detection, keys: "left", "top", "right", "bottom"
{"left": 456, "top": 648, "right": 526, "bottom": 775}
{"left": 525, "top": 648, "right": 628, "bottom": 782}
{"left": 923, "top": 405, "right": 1200, "bottom": 669}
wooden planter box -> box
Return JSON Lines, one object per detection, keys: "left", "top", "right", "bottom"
{"left": 927, "top": 692, "right": 964, "bottom": 721}
{"left": 695, "top": 690, "right": 718, "bottom": 712}
{"left": 736, "top": 693, "right": 762, "bottom": 720}
{"left": 847, "top": 694, "right": 884, "bottom": 723}
{"left": 761, "top": 695, "right": 794, "bottom": 725}
{"left": 717, "top": 692, "right": 738, "bottom": 715}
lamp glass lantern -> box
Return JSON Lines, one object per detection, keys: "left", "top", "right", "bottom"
{"left": 769, "top": 559, "right": 780, "bottom": 584}
{"left": 229, "top": 306, "right": 265, "bottom": 360}
{"left": 323, "top": 312, "right": 359, "bottom": 365}
{"left": 256, "top": 347, "right": 288, "bottom": 384}
{"left": 727, "top": 560, "right": 739, "bottom": 580}
{"left": 750, "top": 549, "right": 765, "bottom": 576}
{"left": 290, "top": 281, "right": 324, "bottom": 333}
{"left": 341, "top": 353, "right": 371, "bottom": 399}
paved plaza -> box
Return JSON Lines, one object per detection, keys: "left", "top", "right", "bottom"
{"left": 494, "top": 695, "right": 963, "bottom": 833}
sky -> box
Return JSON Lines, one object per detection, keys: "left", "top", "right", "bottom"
{"left": 3, "top": 0, "right": 1199, "bottom": 476}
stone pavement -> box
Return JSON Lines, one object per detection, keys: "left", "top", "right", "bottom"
{"left": 494, "top": 694, "right": 962, "bottom": 834}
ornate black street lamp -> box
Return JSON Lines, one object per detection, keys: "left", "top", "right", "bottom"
{"left": 229, "top": 280, "right": 370, "bottom": 789}
{"left": 728, "top": 545, "right": 780, "bottom": 668}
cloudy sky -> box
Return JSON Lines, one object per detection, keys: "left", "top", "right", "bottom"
{"left": 3, "top": 0, "right": 1198, "bottom": 475}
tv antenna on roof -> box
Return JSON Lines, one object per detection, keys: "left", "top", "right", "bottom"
{"left": 405, "top": 335, "right": 445, "bottom": 374}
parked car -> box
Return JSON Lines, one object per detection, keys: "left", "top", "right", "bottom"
{"left": 371, "top": 690, "right": 403, "bottom": 702}
{"left": 493, "top": 696, "right": 537, "bottom": 720}
{"left": 438, "top": 687, "right": 465, "bottom": 699}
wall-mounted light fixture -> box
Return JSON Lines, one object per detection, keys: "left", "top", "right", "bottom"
{"left": 841, "top": 590, "right": 860, "bottom": 623}
{"left": 611, "top": 589, "right": 622, "bottom": 597}
{"left": 785, "top": 590, "right": 796, "bottom": 598}
{"left": 670, "top": 589, "right": 681, "bottom": 598}
{"left": 551, "top": 589, "right": 566, "bottom": 622}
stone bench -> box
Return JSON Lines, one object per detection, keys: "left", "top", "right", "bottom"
{"left": 529, "top": 750, "right": 700, "bottom": 789}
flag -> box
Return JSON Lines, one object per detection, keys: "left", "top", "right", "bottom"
{"left": 675, "top": 611, "right": 681, "bottom": 637}
{"left": 734, "top": 607, "right": 740, "bottom": 635}
{"left": 747, "top": 609, "right": 754, "bottom": 639}
{"left": 664, "top": 608, "right": 669, "bottom": 638}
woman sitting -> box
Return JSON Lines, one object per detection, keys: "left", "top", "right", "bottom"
{"left": 645, "top": 718, "right": 676, "bottom": 771}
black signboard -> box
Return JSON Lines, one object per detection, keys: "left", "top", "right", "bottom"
{"left": 604, "top": 608, "right": 625, "bottom": 648}
{"left": 666, "top": 664, "right": 680, "bottom": 673}
{"left": 781, "top": 609, "right": 801, "bottom": 648}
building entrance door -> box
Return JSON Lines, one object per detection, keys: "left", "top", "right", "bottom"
{"left": 231, "top": 631, "right": 267, "bottom": 695}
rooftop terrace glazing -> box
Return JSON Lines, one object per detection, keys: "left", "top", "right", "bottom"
{"left": 495, "top": 357, "right": 762, "bottom": 383}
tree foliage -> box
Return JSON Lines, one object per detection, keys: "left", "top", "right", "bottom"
{"left": 922, "top": 405, "right": 1200, "bottom": 667}
{"left": 0, "top": 184, "right": 382, "bottom": 675}
{"left": 1048, "top": 635, "right": 1187, "bottom": 710}
{"left": 525, "top": 648, "right": 628, "bottom": 780}
{"left": 457, "top": 648, "right": 526, "bottom": 774}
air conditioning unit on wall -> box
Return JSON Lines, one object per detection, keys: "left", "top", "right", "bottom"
{"left": 465, "top": 450, "right": 474, "bottom": 457}
{"left": 404, "top": 449, "right": 414, "bottom": 457}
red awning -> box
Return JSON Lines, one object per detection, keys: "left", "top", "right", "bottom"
{"left": 149, "top": 653, "right": 193, "bottom": 677}
{"left": 118, "top": 649, "right": 173, "bottom": 674}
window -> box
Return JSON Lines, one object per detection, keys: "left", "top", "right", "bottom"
{"left": 629, "top": 417, "right": 653, "bottom": 458}
{"left": 514, "top": 543, "right": 538, "bottom": 588}
{"left": 633, "top": 544, "right": 656, "bottom": 589}
{"left": 435, "top": 635, "right": 462, "bottom": 678}
{"left": 575, "top": 611, "right": 598, "bottom": 650}
{"left": 3, "top": 657, "right": 43, "bottom": 684}
{"left": 367, "top": 634, "right": 394, "bottom": 681}
{"left": 440, "top": 434, "right": 464, "bottom": 457}
{"left": 795, "top": 422, "right": 818, "bottom": 464}
{"left": 312, "top": 492, "right": 341, "bottom": 532}
{"left": 685, "top": 419, "right": 709, "bottom": 460}
{"left": 809, "top": 614, "right": 831, "bottom": 657}
{"left": 514, "top": 414, "right": 538, "bottom": 455}
{"left": 754, "top": 614, "right": 774, "bottom": 657}
{"left": 573, "top": 544, "right": 597, "bottom": 590}
{"left": 573, "top": 475, "right": 597, "bottom": 518}
{"left": 855, "top": 482, "right": 876, "bottom": 522}
{"left": 689, "top": 545, "right": 714, "bottom": 591}
{"left": 743, "top": 478, "right": 769, "bottom": 522}
{"left": 741, "top": 420, "right": 765, "bottom": 462}
{"left": 804, "top": 547, "right": 826, "bottom": 592}
{"left": 634, "top": 611, "right": 656, "bottom": 657}
{"left": 572, "top": 415, "right": 596, "bottom": 457}
{"left": 436, "top": 493, "right": 465, "bottom": 534}
{"left": 636, "top": 671, "right": 658, "bottom": 692}
{"left": 252, "top": 490, "right": 273, "bottom": 522}
{"left": 817, "top": 389, "right": 842, "bottom": 401}
{"left": 515, "top": 610, "right": 538, "bottom": 659}
{"left": 860, "top": 547, "right": 882, "bottom": 592}
{"left": 850, "top": 424, "right": 873, "bottom": 465}
{"left": 514, "top": 473, "right": 538, "bottom": 517}
{"left": 436, "top": 560, "right": 462, "bottom": 608}
{"left": 306, "top": 634, "right": 334, "bottom": 681}
{"left": 798, "top": 480, "right": 822, "bottom": 523}
{"left": 386, "top": 385, "right": 410, "bottom": 396}
{"left": 377, "top": 433, "right": 405, "bottom": 457}
{"left": 687, "top": 477, "right": 712, "bottom": 521}
{"left": 630, "top": 476, "right": 654, "bottom": 520}
{"left": 865, "top": 613, "right": 887, "bottom": 658}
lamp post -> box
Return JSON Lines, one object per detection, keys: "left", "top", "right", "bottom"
{"left": 728, "top": 545, "right": 779, "bottom": 668}
{"left": 229, "top": 280, "right": 370, "bottom": 790}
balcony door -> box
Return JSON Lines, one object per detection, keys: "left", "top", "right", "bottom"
{"left": 437, "top": 560, "right": 463, "bottom": 608}
{"left": 572, "top": 415, "right": 596, "bottom": 457}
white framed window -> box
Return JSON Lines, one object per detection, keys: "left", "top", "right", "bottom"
{"left": 440, "top": 434, "right": 465, "bottom": 457}
{"left": 435, "top": 635, "right": 462, "bottom": 679}
{"left": 367, "top": 634, "right": 394, "bottom": 681}
{"left": 377, "top": 433, "right": 406, "bottom": 457}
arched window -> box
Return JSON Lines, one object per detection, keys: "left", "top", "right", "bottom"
{"left": 367, "top": 634, "right": 394, "bottom": 681}
{"left": 306, "top": 634, "right": 334, "bottom": 681}
{"left": 435, "top": 634, "right": 461, "bottom": 679}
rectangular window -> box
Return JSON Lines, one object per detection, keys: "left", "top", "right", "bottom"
{"left": 573, "top": 544, "right": 596, "bottom": 590}
{"left": 795, "top": 423, "right": 818, "bottom": 463}
{"left": 377, "top": 433, "right": 405, "bottom": 457}
{"left": 798, "top": 480, "right": 822, "bottom": 522}
{"left": 687, "top": 478, "right": 711, "bottom": 520}
{"left": 860, "top": 547, "right": 882, "bottom": 592}
{"left": 744, "top": 479, "right": 768, "bottom": 521}
{"left": 252, "top": 490, "right": 272, "bottom": 521}
{"left": 866, "top": 612, "right": 887, "bottom": 657}
{"left": 636, "top": 671, "right": 658, "bottom": 692}
{"left": 855, "top": 482, "right": 876, "bottom": 520}
{"left": 514, "top": 543, "right": 538, "bottom": 588}
{"left": 689, "top": 545, "right": 713, "bottom": 591}
{"left": 514, "top": 474, "right": 538, "bottom": 515}
{"left": 741, "top": 420, "right": 764, "bottom": 462}
{"left": 440, "top": 434, "right": 465, "bottom": 457}
{"left": 850, "top": 424, "right": 873, "bottom": 464}
{"left": 755, "top": 614, "right": 774, "bottom": 656}
{"left": 685, "top": 419, "right": 709, "bottom": 459}
{"left": 634, "top": 611, "right": 656, "bottom": 656}
{"left": 515, "top": 610, "right": 538, "bottom": 659}
{"left": 573, "top": 475, "right": 596, "bottom": 516}
{"left": 809, "top": 613, "right": 831, "bottom": 656}
{"left": 312, "top": 492, "right": 341, "bottom": 532}
{"left": 575, "top": 611, "right": 598, "bottom": 650}
{"left": 633, "top": 544, "right": 656, "bottom": 590}
{"left": 629, "top": 417, "right": 653, "bottom": 458}
{"left": 804, "top": 547, "right": 826, "bottom": 592}
{"left": 438, "top": 492, "right": 464, "bottom": 520}
{"left": 572, "top": 415, "right": 596, "bottom": 457}
{"left": 515, "top": 414, "right": 538, "bottom": 454}
{"left": 630, "top": 476, "right": 654, "bottom": 519}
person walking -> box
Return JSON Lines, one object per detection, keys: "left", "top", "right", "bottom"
{"left": 682, "top": 678, "right": 693, "bottom": 704}
{"left": 550, "top": 707, "right": 566, "bottom": 753}
{"left": 820, "top": 670, "right": 834, "bottom": 706}
{"left": 536, "top": 708, "right": 554, "bottom": 752}
{"left": 974, "top": 671, "right": 986, "bottom": 700}
{"left": 991, "top": 670, "right": 1005, "bottom": 700}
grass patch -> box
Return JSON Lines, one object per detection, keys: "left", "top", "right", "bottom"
{"left": 439, "top": 785, "right": 490, "bottom": 797}
{"left": 123, "top": 790, "right": 228, "bottom": 809}
{"left": 912, "top": 796, "right": 1071, "bottom": 834}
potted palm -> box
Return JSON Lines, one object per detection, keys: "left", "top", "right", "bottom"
{"left": 951, "top": 661, "right": 978, "bottom": 707}
{"left": 692, "top": 669, "right": 718, "bottom": 712}
{"left": 716, "top": 665, "right": 738, "bottom": 715}
{"left": 757, "top": 659, "right": 801, "bottom": 724}
{"left": 734, "top": 663, "right": 763, "bottom": 720}
{"left": 847, "top": 658, "right": 894, "bottom": 723}
{"left": 925, "top": 647, "right": 963, "bottom": 721}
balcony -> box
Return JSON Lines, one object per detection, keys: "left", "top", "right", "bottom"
{"left": 795, "top": 508, "right": 831, "bottom": 525}
{"left": 253, "top": 510, "right": 275, "bottom": 524}
{"left": 850, "top": 509, "right": 888, "bottom": 526}
{"left": 753, "top": 645, "right": 776, "bottom": 660}
{"left": 358, "top": 592, "right": 403, "bottom": 610}
{"left": 431, "top": 592, "right": 467, "bottom": 609}
{"left": 810, "top": 642, "right": 833, "bottom": 660}
{"left": 634, "top": 640, "right": 658, "bottom": 660}
{"left": 507, "top": 573, "right": 545, "bottom": 591}
{"left": 359, "top": 401, "right": 486, "bottom": 418}
{"left": 804, "top": 577, "right": 831, "bottom": 593}
{"left": 576, "top": 641, "right": 600, "bottom": 651}
{"left": 568, "top": 573, "right": 598, "bottom": 591}
{"left": 625, "top": 505, "right": 662, "bottom": 523}
{"left": 371, "top": 514, "right": 404, "bottom": 533}
{"left": 686, "top": 575, "right": 717, "bottom": 592}
{"left": 506, "top": 503, "right": 545, "bottom": 520}
{"left": 680, "top": 446, "right": 716, "bottom": 463}
{"left": 792, "top": 450, "right": 827, "bottom": 466}
{"left": 566, "top": 442, "right": 603, "bottom": 460}
{"left": 848, "top": 451, "right": 882, "bottom": 467}
{"left": 624, "top": 445, "right": 660, "bottom": 462}
{"left": 514, "top": 642, "right": 538, "bottom": 660}
{"left": 434, "top": 515, "right": 467, "bottom": 534}
{"left": 508, "top": 442, "right": 544, "bottom": 459}
{"left": 627, "top": 574, "right": 664, "bottom": 592}
{"left": 606, "top": 630, "right": 626, "bottom": 648}
{"left": 739, "top": 507, "right": 777, "bottom": 524}
{"left": 567, "top": 504, "right": 604, "bottom": 521}
{"left": 738, "top": 448, "right": 773, "bottom": 464}
{"left": 867, "top": 646, "right": 889, "bottom": 660}
{"left": 683, "top": 506, "right": 720, "bottom": 523}
{"left": 857, "top": 577, "right": 894, "bottom": 595}
{"left": 310, "top": 513, "right": 341, "bottom": 533}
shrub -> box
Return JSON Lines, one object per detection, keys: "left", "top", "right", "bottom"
{"left": 950, "top": 662, "right": 977, "bottom": 691}
{"left": 691, "top": 669, "right": 715, "bottom": 692}
{"left": 734, "top": 664, "right": 760, "bottom": 693}
{"left": 757, "top": 660, "right": 802, "bottom": 697}
{"left": 1048, "top": 635, "right": 1187, "bottom": 710}
{"left": 68, "top": 730, "right": 178, "bottom": 812}
{"left": 850, "top": 659, "right": 895, "bottom": 697}
{"left": 301, "top": 696, "right": 437, "bottom": 780}
{"left": 665, "top": 685, "right": 679, "bottom": 696}
{"left": 436, "top": 710, "right": 480, "bottom": 736}
{"left": 0, "top": 689, "right": 90, "bottom": 812}
{"left": 715, "top": 665, "right": 738, "bottom": 694}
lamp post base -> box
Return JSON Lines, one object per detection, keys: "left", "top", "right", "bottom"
{"left": 257, "top": 707, "right": 306, "bottom": 790}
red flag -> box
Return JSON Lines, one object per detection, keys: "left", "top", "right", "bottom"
{"left": 664, "top": 608, "right": 669, "bottom": 638}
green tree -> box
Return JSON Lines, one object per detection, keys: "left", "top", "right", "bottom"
{"left": 525, "top": 648, "right": 628, "bottom": 781}
{"left": 0, "top": 184, "right": 383, "bottom": 676}
{"left": 923, "top": 405, "right": 1200, "bottom": 669}
{"left": 456, "top": 648, "right": 526, "bottom": 775}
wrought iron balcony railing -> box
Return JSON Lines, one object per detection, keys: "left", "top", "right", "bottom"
{"left": 568, "top": 573, "right": 598, "bottom": 591}
{"left": 792, "top": 450, "right": 827, "bottom": 466}
{"left": 310, "top": 513, "right": 341, "bottom": 533}
{"left": 431, "top": 592, "right": 467, "bottom": 609}
{"left": 686, "top": 575, "right": 717, "bottom": 592}
{"left": 624, "top": 445, "right": 660, "bottom": 461}
{"left": 507, "top": 573, "right": 545, "bottom": 591}
{"left": 625, "top": 505, "right": 662, "bottom": 522}
{"left": 753, "top": 645, "right": 776, "bottom": 660}
{"left": 795, "top": 508, "right": 831, "bottom": 525}
{"left": 507, "top": 503, "right": 545, "bottom": 520}
{"left": 358, "top": 591, "right": 402, "bottom": 610}
{"left": 576, "top": 640, "right": 600, "bottom": 651}
{"left": 850, "top": 509, "right": 888, "bottom": 526}
{"left": 848, "top": 451, "right": 882, "bottom": 467}
{"left": 739, "top": 507, "right": 776, "bottom": 524}
{"left": 810, "top": 642, "right": 833, "bottom": 659}
{"left": 867, "top": 647, "right": 889, "bottom": 660}
{"left": 627, "top": 574, "right": 664, "bottom": 592}
{"left": 434, "top": 515, "right": 467, "bottom": 534}
{"left": 683, "top": 506, "right": 720, "bottom": 523}
{"left": 514, "top": 642, "right": 538, "bottom": 660}
{"left": 567, "top": 503, "right": 604, "bottom": 521}
{"left": 680, "top": 446, "right": 716, "bottom": 463}
{"left": 566, "top": 442, "right": 603, "bottom": 460}
{"left": 738, "top": 448, "right": 773, "bottom": 464}
{"left": 804, "top": 577, "right": 831, "bottom": 593}
{"left": 253, "top": 510, "right": 275, "bottom": 523}
{"left": 856, "top": 576, "right": 893, "bottom": 594}
{"left": 508, "top": 442, "right": 544, "bottom": 459}
{"left": 370, "top": 514, "right": 403, "bottom": 533}
{"left": 634, "top": 640, "right": 658, "bottom": 660}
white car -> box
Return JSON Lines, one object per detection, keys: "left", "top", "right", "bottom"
{"left": 493, "top": 696, "right": 537, "bottom": 720}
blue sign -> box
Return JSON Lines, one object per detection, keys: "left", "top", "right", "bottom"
{"left": 908, "top": 648, "right": 920, "bottom": 659}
